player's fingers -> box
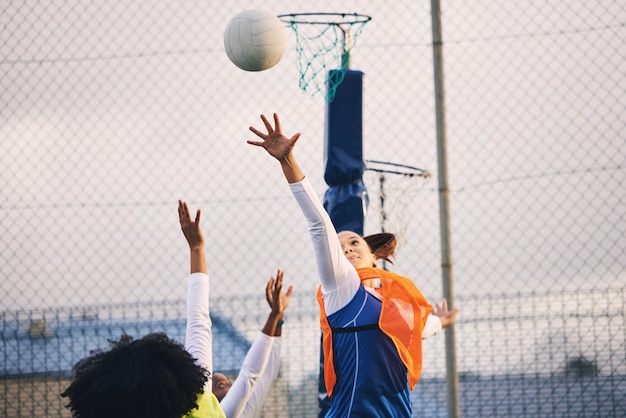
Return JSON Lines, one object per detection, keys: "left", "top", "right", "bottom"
{"left": 273, "top": 113, "right": 281, "bottom": 133}
{"left": 289, "top": 132, "right": 301, "bottom": 144}
{"left": 260, "top": 114, "right": 273, "bottom": 132}
{"left": 246, "top": 140, "right": 266, "bottom": 148}
{"left": 179, "top": 201, "right": 192, "bottom": 224}
{"left": 285, "top": 285, "right": 294, "bottom": 298}
{"left": 249, "top": 125, "right": 267, "bottom": 138}
{"left": 274, "top": 276, "right": 283, "bottom": 294}
{"left": 266, "top": 277, "right": 275, "bottom": 300}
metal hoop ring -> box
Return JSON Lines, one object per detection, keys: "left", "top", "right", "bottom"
{"left": 277, "top": 12, "right": 372, "bottom": 26}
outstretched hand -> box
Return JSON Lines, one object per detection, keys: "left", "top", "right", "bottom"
{"left": 265, "top": 269, "right": 294, "bottom": 318}
{"left": 247, "top": 113, "right": 301, "bottom": 161}
{"left": 431, "top": 298, "right": 460, "bottom": 329}
{"left": 178, "top": 200, "right": 204, "bottom": 250}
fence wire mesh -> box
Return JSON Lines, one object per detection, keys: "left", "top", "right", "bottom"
{"left": 1, "top": 1, "right": 624, "bottom": 417}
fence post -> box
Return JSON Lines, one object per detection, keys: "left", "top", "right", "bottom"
{"left": 430, "top": 1, "right": 460, "bottom": 417}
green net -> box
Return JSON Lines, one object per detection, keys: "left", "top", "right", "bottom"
{"left": 278, "top": 13, "right": 371, "bottom": 102}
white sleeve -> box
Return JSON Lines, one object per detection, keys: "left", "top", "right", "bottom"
{"left": 236, "top": 336, "right": 282, "bottom": 418}
{"left": 422, "top": 314, "right": 443, "bottom": 339}
{"left": 185, "top": 272, "right": 212, "bottom": 392}
{"left": 220, "top": 332, "right": 273, "bottom": 418}
{"left": 289, "top": 177, "right": 360, "bottom": 315}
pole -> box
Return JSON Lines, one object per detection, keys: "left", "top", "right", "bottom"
{"left": 430, "top": 1, "right": 460, "bottom": 417}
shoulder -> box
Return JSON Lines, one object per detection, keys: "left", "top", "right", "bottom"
{"left": 183, "top": 391, "right": 226, "bottom": 418}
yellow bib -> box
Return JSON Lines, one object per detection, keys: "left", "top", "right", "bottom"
{"left": 183, "top": 391, "right": 226, "bottom": 418}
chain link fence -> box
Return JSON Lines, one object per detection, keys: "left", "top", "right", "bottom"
{"left": 1, "top": 1, "right": 624, "bottom": 417}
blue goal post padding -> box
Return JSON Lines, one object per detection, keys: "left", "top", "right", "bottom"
{"left": 323, "top": 69, "right": 368, "bottom": 235}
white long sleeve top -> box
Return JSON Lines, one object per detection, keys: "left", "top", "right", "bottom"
{"left": 221, "top": 333, "right": 282, "bottom": 418}
{"left": 184, "top": 272, "right": 280, "bottom": 418}
{"left": 289, "top": 177, "right": 442, "bottom": 337}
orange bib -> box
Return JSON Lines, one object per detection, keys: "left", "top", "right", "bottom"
{"left": 317, "top": 267, "right": 432, "bottom": 397}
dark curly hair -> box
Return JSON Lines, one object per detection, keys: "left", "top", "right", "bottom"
{"left": 61, "top": 332, "right": 208, "bottom": 418}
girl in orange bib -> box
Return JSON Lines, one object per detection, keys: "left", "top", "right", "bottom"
{"left": 248, "top": 113, "right": 459, "bottom": 417}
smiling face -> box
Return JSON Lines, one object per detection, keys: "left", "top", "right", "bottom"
{"left": 338, "top": 231, "right": 377, "bottom": 269}
{"left": 211, "top": 373, "right": 232, "bottom": 401}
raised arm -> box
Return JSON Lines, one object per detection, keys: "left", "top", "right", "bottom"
{"left": 179, "top": 200, "right": 207, "bottom": 275}
{"left": 248, "top": 114, "right": 359, "bottom": 315}
{"left": 220, "top": 270, "right": 293, "bottom": 418}
{"left": 179, "top": 200, "right": 213, "bottom": 392}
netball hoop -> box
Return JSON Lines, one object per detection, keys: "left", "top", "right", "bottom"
{"left": 363, "top": 160, "right": 432, "bottom": 248}
{"left": 277, "top": 12, "right": 371, "bottom": 102}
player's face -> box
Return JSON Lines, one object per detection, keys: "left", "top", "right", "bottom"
{"left": 338, "top": 231, "right": 376, "bottom": 269}
{"left": 212, "top": 373, "right": 232, "bottom": 401}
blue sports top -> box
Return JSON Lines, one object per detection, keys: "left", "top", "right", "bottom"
{"left": 324, "top": 285, "right": 411, "bottom": 417}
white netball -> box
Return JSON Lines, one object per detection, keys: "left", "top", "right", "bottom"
{"left": 223, "top": 9, "right": 287, "bottom": 72}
